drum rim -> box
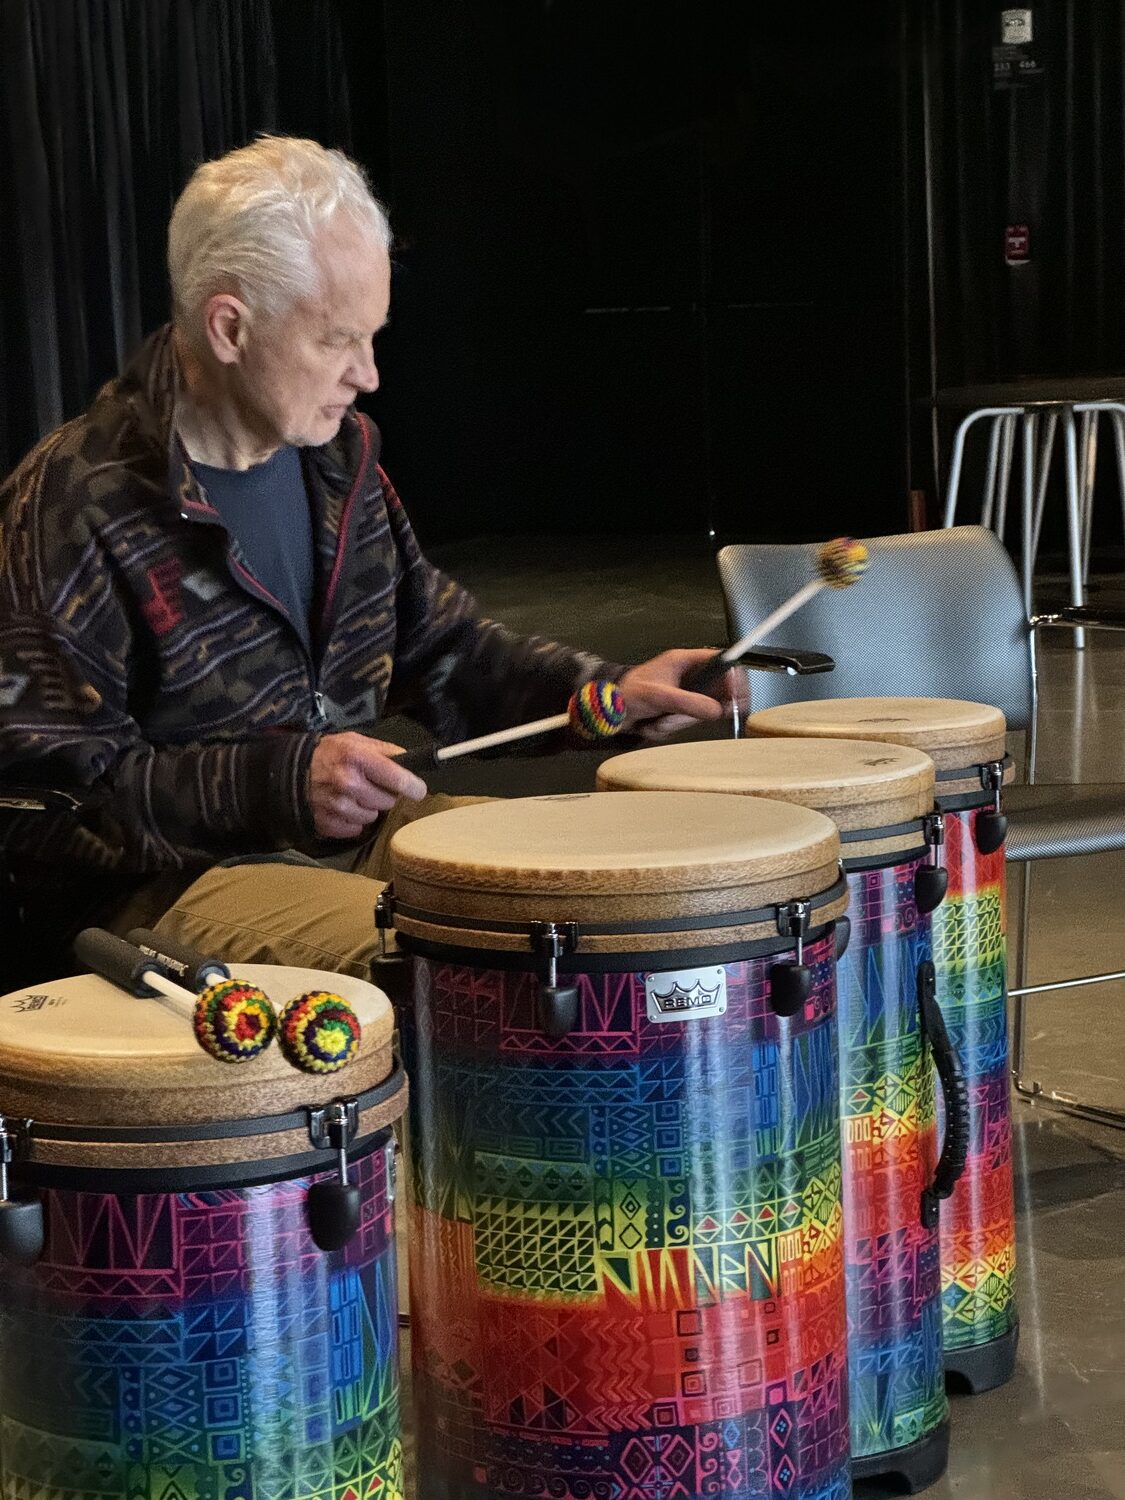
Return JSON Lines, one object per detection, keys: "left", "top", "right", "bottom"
{"left": 11, "top": 1121, "right": 398, "bottom": 1194}
{"left": 18, "top": 1056, "right": 406, "bottom": 1147}
{"left": 395, "top": 920, "right": 839, "bottom": 973}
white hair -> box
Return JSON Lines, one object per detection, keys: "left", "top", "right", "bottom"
{"left": 168, "top": 135, "right": 391, "bottom": 344}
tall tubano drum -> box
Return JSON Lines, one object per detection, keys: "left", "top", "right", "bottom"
{"left": 598, "top": 739, "right": 969, "bottom": 1491}
{"left": 748, "top": 698, "right": 1016, "bottom": 1393}
{"left": 386, "top": 792, "right": 853, "bottom": 1500}
{"left": 0, "top": 964, "right": 407, "bottom": 1500}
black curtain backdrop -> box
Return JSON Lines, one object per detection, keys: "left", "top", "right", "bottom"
{"left": 918, "top": 0, "right": 1125, "bottom": 391}
{"left": 0, "top": 0, "right": 363, "bottom": 479}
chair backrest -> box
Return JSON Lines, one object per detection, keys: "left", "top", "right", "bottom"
{"left": 718, "top": 526, "right": 1034, "bottom": 730}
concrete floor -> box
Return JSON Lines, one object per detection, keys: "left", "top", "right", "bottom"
{"left": 391, "top": 537, "right": 1125, "bottom": 1500}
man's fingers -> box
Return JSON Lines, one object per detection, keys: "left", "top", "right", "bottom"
{"left": 347, "top": 738, "right": 427, "bottom": 801}
{"left": 625, "top": 682, "right": 725, "bottom": 723}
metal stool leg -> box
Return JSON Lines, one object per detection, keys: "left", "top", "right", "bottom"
{"left": 1063, "top": 406, "right": 1087, "bottom": 648}
{"left": 943, "top": 408, "right": 1017, "bottom": 527}
{"left": 1021, "top": 413, "right": 1036, "bottom": 615}
{"left": 1031, "top": 409, "right": 1058, "bottom": 565}
{"left": 1114, "top": 410, "right": 1125, "bottom": 554}
{"left": 981, "top": 417, "right": 1004, "bottom": 531}
{"left": 994, "top": 414, "right": 1017, "bottom": 540}
{"left": 1080, "top": 409, "right": 1099, "bottom": 587}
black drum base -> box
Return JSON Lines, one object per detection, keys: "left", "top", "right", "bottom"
{"left": 852, "top": 1418, "right": 949, "bottom": 1494}
{"left": 944, "top": 1320, "right": 1020, "bottom": 1394}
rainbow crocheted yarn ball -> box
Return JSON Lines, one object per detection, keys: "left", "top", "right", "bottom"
{"left": 278, "top": 991, "right": 362, "bottom": 1074}
{"left": 817, "top": 536, "right": 868, "bottom": 588}
{"left": 193, "top": 979, "right": 277, "bottom": 1063}
{"left": 569, "top": 678, "right": 627, "bottom": 741}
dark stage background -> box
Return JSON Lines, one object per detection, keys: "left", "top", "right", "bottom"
{"left": 3, "top": 1, "right": 1125, "bottom": 548}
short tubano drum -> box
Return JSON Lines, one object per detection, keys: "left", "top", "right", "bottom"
{"left": 386, "top": 791, "right": 852, "bottom": 1500}
{"left": 0, "top": 964, "right": 407, "bottom": 1500}
{"left": 598, "top": 739, "right": 970, "bottom": 1492}
{"left": 748, "top": 698, "right": 1016, "bottom": 1394}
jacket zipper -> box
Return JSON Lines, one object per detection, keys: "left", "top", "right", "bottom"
{"left": 180, "top": 492, "right": 328, "bottom": 729}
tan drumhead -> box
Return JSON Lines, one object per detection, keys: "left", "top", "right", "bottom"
{"left": 596, "top": 738, "right": 935, "bottom": 832}
{"left": 746, "top": 696, "right": 1007, "bottom": 773}
{"left": 389, "top": 791, "right": 845, "bottom": 953}
{"left": 0, "top": 964, "right": 396, "bottom": 1133}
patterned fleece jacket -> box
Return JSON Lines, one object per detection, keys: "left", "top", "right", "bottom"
{"left": 0, "top": 325, "right": 613, "bottom": 900}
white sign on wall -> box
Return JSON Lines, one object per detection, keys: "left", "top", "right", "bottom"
{"left": 1002, "top": 9, "right": 1033, "bottom": 46}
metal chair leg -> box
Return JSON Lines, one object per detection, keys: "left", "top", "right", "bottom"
{"left": 1011, "top": 857, "right": 1040, "bottom": 1098}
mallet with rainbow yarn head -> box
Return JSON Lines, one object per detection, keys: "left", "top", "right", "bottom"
{"left": 393, "top": 677, "right": 627, "bottom": 771}
{"left": 76, "top": 928, "right": 277, "bottom": 1063}
{"left": 681, "top": 536, "right": 869, "bottom": 695}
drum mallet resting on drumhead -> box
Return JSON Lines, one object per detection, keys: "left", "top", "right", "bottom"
{"left": 76, "top": 928, "right": 278, "bottom": 1063}
{"left": 681, "top": 536, "right": 869, "bottom": 696}
{"left": 127, "top": 927, "right": 364, "bottom": 1076}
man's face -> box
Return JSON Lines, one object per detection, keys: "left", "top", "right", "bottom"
{"left": 237, "top": 217, "right": 390, "bottom": 450}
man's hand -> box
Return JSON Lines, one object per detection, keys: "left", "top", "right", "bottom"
{"left": 617, "top": 649, "right": 746, "bottom": 741}
{"left": 308, "top": 733, "right": 427, "bottom": 839}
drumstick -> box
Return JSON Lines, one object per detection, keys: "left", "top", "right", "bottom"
{"left": 75, "top": 928, "right": 277, "bottom": 1063}
{"left": 133, "top": 930, "right": 366, "bottom": 1075}
{"left": 681, "top": 537, "right": 869, "bottom": 695}
{"left": 395, "top": 678, "right": 627, "bottom": 772}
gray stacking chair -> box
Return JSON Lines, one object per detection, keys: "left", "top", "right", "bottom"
{"left": 718, "top": 524, "right": 1125, "bottom": 1127}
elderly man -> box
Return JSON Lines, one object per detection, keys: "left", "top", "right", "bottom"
{"left": 0, "top": 136, "right": 730, "bottom": 980}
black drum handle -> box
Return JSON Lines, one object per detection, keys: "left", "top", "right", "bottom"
{"left": 126, "top": 928, "right": 229, "bottom": 991}
{"left": 917, "top": 958, "right": 971, "bottom": 1228}
{"left": 75, "top": 927, "right": 166, "bottom": 998}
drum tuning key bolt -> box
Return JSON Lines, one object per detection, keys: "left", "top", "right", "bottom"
{"left": 0, "top": 1115, "right": 44, "bottom": 1266}
{"left": 770, "top": 901, "right": 813, "bottom": 1017}
{"left": 305, "top": 1100, "right": 362, "bottom": 1252}
{"left": 915, "top": 813, "right": 949, "bottom": 915}
{"left": 531, "top": 922, "right": 580, "bottom": 1039}
{"left": 975, "top": 761, "right": 1009, "bottom": 855}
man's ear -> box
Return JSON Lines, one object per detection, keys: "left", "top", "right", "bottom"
{"left": 203, "top": 293, "right": 248, "bottom": 366}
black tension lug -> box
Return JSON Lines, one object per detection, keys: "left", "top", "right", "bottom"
{"left": 305, "top": 1100, "right": 362, "bottom": 1252}
{"left": 915, "top": 813, "right": 948, "bottom": 914}
{"left": 0, "top": 1117, "right": 43, "bottom": 1267}
{"left": 770, "top": 900, "right": 811, "bottom": 1017}
{"left": 531, "top": 921, "right": 580, "bottom": 1038}
{"left": 974, "top": 762, "right": 1008, "bottom": 855}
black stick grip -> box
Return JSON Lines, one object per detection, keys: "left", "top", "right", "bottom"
{"left": 918, "top": 959, "right": 971, "bottom": 1226}
{"left": 392, "top": 746, "right": 438, "bottom": 776}
{"left": 680, "top": 651, "right": 730, "bottom": 696}
{"left": 126, "top": 928, "right": 229, "bottom": 991}
{"left": 75, "top": 927, "right": 166, "bottom": 998}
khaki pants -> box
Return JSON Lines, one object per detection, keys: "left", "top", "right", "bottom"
{"left": 109, "top": 795, "right": 490, "bottom": 983}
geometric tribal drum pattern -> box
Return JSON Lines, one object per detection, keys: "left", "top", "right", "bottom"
{"left": 932, "top": 809, "right": 1017, "bottom": 1372}
{"left": 403, "top": 935, "right": 852, "bottom": 1500}
{"left": 839, "top": 859, "right": 946, "bottom": 1474}
{"left": 0, "top": 1142, "right": 402, "bottom": 1500}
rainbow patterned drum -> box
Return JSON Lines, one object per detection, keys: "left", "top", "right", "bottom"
{"left": 388, "top": 792, "right": 852, "bottom": 1500}
{"left": 0, "top": 964, "right": 407, "bottom": 1500}
{"left": 599, "top": 740, "right": 963, "bottom": 1490}
{"left": 749, "top": 698, "right": 1017, "bottom": 1394}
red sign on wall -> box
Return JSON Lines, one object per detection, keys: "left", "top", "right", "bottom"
{"left": 1005, "top": 224, "right": 1030, "bottom": 264}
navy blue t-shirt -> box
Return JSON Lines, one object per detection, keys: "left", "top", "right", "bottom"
{"left": 191, "top": 446, "right": 314, "bottom": 653}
